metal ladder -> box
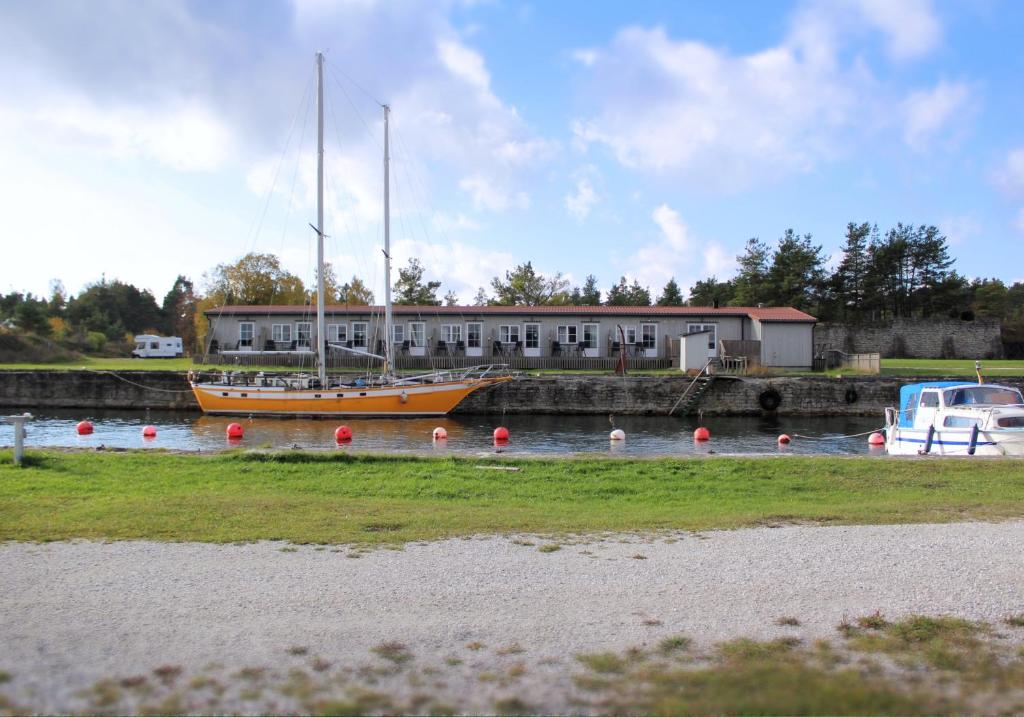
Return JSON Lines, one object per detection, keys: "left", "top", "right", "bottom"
{"left": 668, "top": 359, "right": 717, "bottom": 416}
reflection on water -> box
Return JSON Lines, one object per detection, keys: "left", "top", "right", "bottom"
{"left": 0, "top": 409, "right": 884, "bottom": 456}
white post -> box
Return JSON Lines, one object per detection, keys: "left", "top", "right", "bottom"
{"left": 315, "top": 51, "right": 327, "bottom": 387}
{"left": 382, "top": 104, "right": 395, "bottom": 377}
{"left": 3, "top": 413, "right": 31, "bottom": 466}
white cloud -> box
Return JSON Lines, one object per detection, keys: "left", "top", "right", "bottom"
{"left": 940, "top": 214, "right": 982, "bottom": 246}
{"left": 571, "top": 0, "right": 946, "bottom": 190}
{"left": 619, "top": 204, "right": 734, "bottom": 297}
{"left": 391, "top": 237, "right": 515, "bottom": 303}
{"left": 571, "top": 49, "right": 599, "bottom": 67}
{"left": 437, "top": 39, "right": 493, "bottom": 94}
{"left": 459, "top": 174, "right": 529, "bottom": 212}
{"left": 565, "top": 177, "right": 597, "bottom": 221}
{"left": 901, "top": 80, "right": 971, "bottom": 151}
{"left": 994, "top": 148, "right": 1024, "bottom": 198}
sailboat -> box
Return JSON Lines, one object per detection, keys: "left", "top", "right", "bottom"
{"left": 189, "top": 52, "right": 513, "bottom": 416}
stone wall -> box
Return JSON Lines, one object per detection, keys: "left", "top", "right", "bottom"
{"left": 813, "top": 318, "right": 1002, "bottom": 359}
{"left": 3, "top": 370, "right": 1020, "bottom": 417}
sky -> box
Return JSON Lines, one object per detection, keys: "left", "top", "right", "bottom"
{"left": 2, "top": 0, "right": 1024, "bottom": 305}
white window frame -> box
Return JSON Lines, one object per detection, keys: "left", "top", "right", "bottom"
{"left": 686, "top": 322, "right": 718, "bottom": 358}
{"left": 327, "top": 324, "right": 347, "bottom": 344}
{"left": 582, "top": 322, "right": 599, "bottom": 357}
{"left": 238, "top": 322, "right": 254, "bottom": 350}
{"left": 624, "top": 326, "right": 637, "bottom": 345}
{"left": 271, "top": 323, "right": 292, "bottom": 344}
{"left": 466, "top": 322, "right": 483, "bottom": 356}
{"left": 641, "top": 323, "right": 658, "bottom": 356}
{"left": 295, "top": 321, "right": 312, "bottom": 349}
{"left": 499, "top": 324, "right": 520, "bottom": 344}
{"left": 524, "top": 323, "right": 540, "bottom": 357}
{"left": 441, "top": 324, "right": 462, "bottom": 344}
{"left": 352, "top": 321, "right": 368, "bottom": 349}
{"left": 409, "top": 321, "right": 426, "bottom": 356}
{"left": 392, "top": 324, "right": 405, "bottom": 344}
{"left": 557, "top": 325, "right": 578, "bottom": 347}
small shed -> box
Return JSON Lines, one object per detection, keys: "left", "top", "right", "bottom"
{"left": 679, "top": 330, "right": 713, "bottom": 372}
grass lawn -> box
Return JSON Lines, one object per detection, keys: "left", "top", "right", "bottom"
{"left": 881, "top": 359, "right": 1024, "bottom": 377}
{"left": 2, "top": 451, "right": 1023, "bottom": 544}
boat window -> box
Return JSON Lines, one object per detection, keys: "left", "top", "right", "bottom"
{"left": 945, "top": 386, "right": 1023, "bottom": 406}
{"left": 996, "top": 416, "right": 1024, "bottom": 428}
{"left": 943, "top": 415, "right": 981, "bottom": 428}
{"left": 920, "top": 392, "right": 940, "bottom": 408}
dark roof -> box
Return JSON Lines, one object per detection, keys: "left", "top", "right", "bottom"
{"left": 205, "top": 304, "right": 816, "bottom": 322}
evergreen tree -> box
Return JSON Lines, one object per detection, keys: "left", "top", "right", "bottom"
{"left": 161, "top": 275, "right": 196, "bottom": 349}
{"left": 606, "top": 276, "right": 651, "bottom": 306}
{"left": 444, "top": 290, "right": 460, "bottom": 306}
{"left": 656, "top": 277, "right": 685, "bottom": 306}
{"left": 766, "top": 229, "right": 826, "bottom": 311}
{"left": 472, "top": 287, "right": 490, "bottom": 306}
{"left": 65, "top": 279, "right": 164, "bottom": 340}
{"left": 393, "top": 258, "right": 442, "bottom": 306}
{"left": 830, "top": 222, "right": 872, "bottom": 320}
{"left": 578, "top": 274, "right": 602, "bottom": 305}
{"left": 729, "top": 238, "right": 772, "bottom": 306}
{"left": 687, "top": 277, "right": 734, "bottom": 307}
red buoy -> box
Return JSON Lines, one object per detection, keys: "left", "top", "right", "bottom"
{"left": 142, "top": 425, "right": 157, "bottom": 438}
{"left": 493, "top": 426, "right": 510, "bottom": 442}
{"left": 76, "top": 420, "right": 94, "bottom": 435}
{"left": 693, "top": 426, "right": 711, "bottom": 442}
{"left": 433, "top": 427, "right": 448, "bottom": 440}
{"left": 226, "top": 422, "right": 244, "bottom": 439}
{"left": 335, "top": 425, "right": 352, "bottom": 442}
{"left": 868, "top": 432, "right": 885, "bottom": 446}
{"left": 778, "top": 434, "right": 791, "bottom": 445}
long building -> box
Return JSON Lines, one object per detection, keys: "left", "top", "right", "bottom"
{"left": 202, "top": 304, "right": 817, "bottom": 368}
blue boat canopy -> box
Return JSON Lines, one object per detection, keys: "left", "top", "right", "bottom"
{"left": 898, "top": 382, "right": 968, "bottom": 428}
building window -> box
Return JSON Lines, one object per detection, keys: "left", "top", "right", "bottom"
{"left": 624, "top": 326, "right": 637, "bottom": 344}
{"left": 467, "top": 322, "right": 482, "bottom": 348}
{"left": 392, "top": 324, "right": 404, "bottom": 344}
{"left": 238, "top": 322, "right": 254, "bottom": 348}
{"left": 271, "top": 323, "right": 292, "bottom": 343}
{"left": 499, "top": 325, "right": 520, "bottom": 343}
{"left": 582, "top": 323, "right": 599, "bottom": 349}
{"left": 441, "top": 324, "right": 462, "bottom": 343}
{"left": 641, "top": 323, "right": 657, "bottom": 350}
{"left": 686, "top": 323, "right": 717, "bottom": 350}
{"left": 524, "top": 323, "right": 539, "bottom": 349}
{"left": 409, "top": 322, "right": 426, "bottom": 347}
{"left": 327, "top": 324, "right": 347, "bottom": 343}
{"left": 295, "top": 322, "right": 311, "bottom": 348}
{"left": 352, "top": 322, "right": 367, "bottom": 348}
{"left": 557, "top": 325, "right": 578, "bottom": 345}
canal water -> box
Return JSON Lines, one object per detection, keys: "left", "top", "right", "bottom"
{"left": 1, "top": 409, "right": 885, "bottom": 456}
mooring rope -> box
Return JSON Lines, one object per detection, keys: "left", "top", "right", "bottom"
{"left": 790, "top": 428, "right": 884, "bottom": 441}
{"left": 82, "top": 369, "right": 196, "bottom": 394}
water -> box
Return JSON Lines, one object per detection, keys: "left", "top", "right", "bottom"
{"left": 0, "top": 409, "right": 885, "bottom": 456}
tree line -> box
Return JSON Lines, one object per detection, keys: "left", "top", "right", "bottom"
{"left": 4, "top": 220, "right": 1024, "bottom": 353}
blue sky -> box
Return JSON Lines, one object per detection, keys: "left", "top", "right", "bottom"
{"left": 2, "top": 0, "right": 1024, "bottom": 304}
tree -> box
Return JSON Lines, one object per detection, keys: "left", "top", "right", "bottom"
{"left": 443, "top": 290, "right": 460, "bottom": 306}
{"left": 393, "top": 258, "right": 441, "bottom": 305}
{"left": 572, "top": 274, "right": 602, "bottom": 305}
{"left": 830, "top": 222, "right": 872, "bottom": 320}
{"left": 766, "top": 229, "right": 826, "bottom": 311}
{"left": 65, "top": 279, "right": 164, "bottom": 340}
{"left": 687, "top": 277, "right": 734, "bottom": 307}
{"left": 656, "top": 277, "right": 685, "bottom": 306}
{"left": 48, "top": 279, "right": 67, "bottom": 317}
{"left": 490, "top": 262, "right": 571, "bottom": 305}
{"left": 729, "top": 238, "right": 772, "bottom": 306}
{"left": 473, "top": 287, "right": 490, "bottom": 306}
{"left": 14, "top": 295, "right": 51, "bottom": 335}
{"left": 201, "top": 252, "right": 306, "bottom": 306}
{"left": 338, "top": 275, "right": 375, "bottom": 305}
{"left": 606, "top": 276, "right": 651, "bottom": 306}
{"left": 161, "top": 275, "right": 196, "bottom": 350}
{"left": 863, "top": 223, "right": 960, "bottom": 319}
{"left": 307, "top": 262, "right": 341, "bottom": 306}
{"left": 970, "top": 278, "right": 1008, "bottom": 318}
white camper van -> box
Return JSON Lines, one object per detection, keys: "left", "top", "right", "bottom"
{"left": 132, "top": 335, "right": 183, "bottom": 358}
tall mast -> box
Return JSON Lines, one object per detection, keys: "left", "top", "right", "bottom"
{"left": 382, "top": 104, "right": 394, "bottom": 377}
{"left": 315, "top": 51, "right": 327, "bottom": 387}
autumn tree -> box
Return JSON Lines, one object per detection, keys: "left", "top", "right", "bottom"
{"left": 490, "top": 262, "right": 570, "bottom": 305}
{"left": 308, "top": 262, "right": 342, "bottom": 306}
{"left": 393, "top": 258, "right": 441, "bottom": 305}
{"left": 202, "top": 252, "right": 306, "bottom": 306}
{"left": 338, "top": 275, "right": 375, "bottom": 305}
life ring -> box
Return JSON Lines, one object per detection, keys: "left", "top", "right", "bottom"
{"left": 844, "top": 388, "right": 859, "bottom": 404}
{"left": 758, "top": 389, "right": 782, "bottom": 412}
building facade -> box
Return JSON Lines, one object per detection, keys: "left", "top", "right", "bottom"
{"left": 203, "top": 305, "right": 816, "bottom": 368}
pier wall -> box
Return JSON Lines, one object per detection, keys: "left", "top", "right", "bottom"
{"left": 4, "top": 369, "right": 1021, "bottom": 417}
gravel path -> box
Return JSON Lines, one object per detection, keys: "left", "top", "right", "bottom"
{"left": 2, "top": 522, "right": 1023, "bottom": 713}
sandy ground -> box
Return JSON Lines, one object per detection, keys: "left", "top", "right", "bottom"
{"left": 2, "top": 522, "right": 1023, "bottom": 713}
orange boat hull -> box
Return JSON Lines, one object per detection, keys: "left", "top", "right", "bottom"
{"left": 191, "top": 376, "right": 511, "bottom": 416}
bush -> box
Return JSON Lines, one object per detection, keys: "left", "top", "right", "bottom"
{"left": 86, "top": 331, "right": 107, "bottom": 353}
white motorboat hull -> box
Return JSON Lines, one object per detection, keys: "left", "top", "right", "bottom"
{"left": 886, "top": 427, "right": 1024, "bottom": 456}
